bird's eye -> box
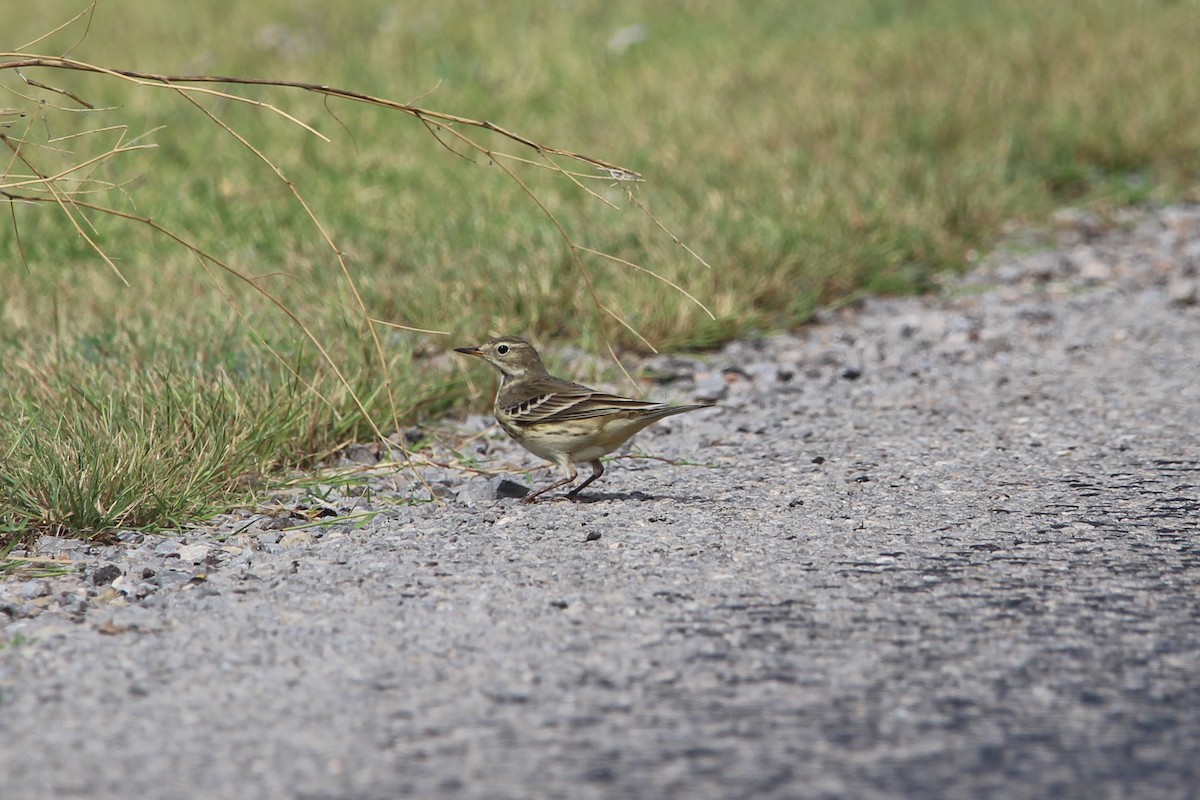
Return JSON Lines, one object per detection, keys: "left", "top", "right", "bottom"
{"left": 496, "top": 344, "right": 510, "bottom": 355}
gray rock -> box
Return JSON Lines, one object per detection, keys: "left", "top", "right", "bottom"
{"left": 339, "top": 443, "right": 379, "bottom": 466}
{"left": 33, "top": 536, "right": 82, "bottom": 556}
{"left": 0, "top": 602, "right": 37, "bottom": 620}
{"left": 153, "top": 540, "right": 181, "bottom": 558}
{"left": 277, "top": 531, "right": 314, "bottom": 548}
{"left": 454, "top": 477, "right": 504, "bottom": 507}
{"left": 89, "top": 563, "right": 122, "bottom": 586}
{"left": 18, "top": 580, "right": 52, "bottom": 600}
{"left": 1180, "top": 239, "right": 1200, "bottom": 275}
{"left": 495, "top": 479, "right": 530, "bottom": 500}
{"left": 176, "top": 544, "right": 211, "bottom": 563}
{"left": 641, "top": 354, "right": 703, "bottom": 383}
{"left": 261, "top": 515, "right": 297, "bottom": 532}
{"left": 692, "top": 371, "right": 729, "bottom": 402}
{"left": 741, "top": 361, "right": 781, "bottom": 385}
{"left": 1077, "top": 255, "right": 1113, "bottom": 284}
{"left": 1168, "top": 278, "right": 1199, "bottom": 306}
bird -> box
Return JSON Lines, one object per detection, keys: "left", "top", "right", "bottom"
{"left": 455, "top": 336, "right": 713, "bottom": 503}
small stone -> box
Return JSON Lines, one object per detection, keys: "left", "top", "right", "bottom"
{"left": 154, "top": 540, "right": 181, "bottom": 558}
{"left": 262, "top": 515, "right": 298, "bottom": 531}
{"left": 428, "top": 482, "right": 457, "bottom": 500}
{"left": 1181, "top": 240, "right": 1200, "bottom": 275}
{"left": 19, "top": 580, "right": 52, "bottom": 600}
{"left": 495, "top": 479, "right": 530, "bottom": 500}
{"left": 993, "top": 263, "right": 1025, "bottom": 285}
{"left": 1167, "top": 279, "right": 1198, "bottom": 306}
{"left": 1077, "top": 257, "right": 1112, "bottom": 285}
{"left": 693, "top": 372, "right": 729, "bottom": 402}
{"left": 584, "top": 530, "right": 602, "bottom": 543}
{"left": 91, "top": 563, "right": 123, "bottom": 586}
{"left": 34, "top": 536, "right": 82, "bottom": 556}
{"left": 1023, "top": 252, "right": 1059, "bottom": 282}
{"left": 1017, "top": 306, "right": 1056, "bottom": 324}
{"left": 455, "top": 478, "right": 500, "bottom": 507}
{"left": 897, "top": 317, "right": 921, "bottom": 339}
{"left": 1, "top": 603, "right": 37, "bottom": 619}
{"left": 642, "top": 355, "right": 704, "bottom": 383}
{"left": 340, "top": 443, "right": 379, "bottom": 466}
{"left": 1064, "top": 245, "right": 1106, "bottom": 281}
{"left": 176, "top": 544, "right": 211, "bottom": 563}
{"left": 743, "top": 362, "right": 780, "bottom": 384}
{"left": 278, "top": 530, "right": 315, "bottom": 548}
{"left": 96, "top": 619, "right": 130, "bottom": 635}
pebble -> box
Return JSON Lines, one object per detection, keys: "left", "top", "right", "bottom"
{"left": 91, "top": 564, "right": 123, "bottom": 586}
{"left": 262, "top": 515, "right": 298, "bottom": 531}
{"left": 19, "top": 580, "right": 52, "bottom": 600}
{"left": 693, "top": 372, "right": 729, "bottom": 402}
{"left": 339, "top": 443, "right": 380, "bottom": 466}
{"left": 495, "top": 479, "right": 531, "bottom": 500}
{"left": 1167, "top": 278, "right": 1198, "bottom": 306}
{"left": 278, "top": 531, "right": 315, "bottom": 548}
{"left": 154, "top": 541, "right": 181, "bottom": 557}
{"left": 176, "top": 544, "right": 211, "bottom": 563}
{"left": 454, "top": 477, "right": 503, "bottom": 507}
{"left": 1077, "top": 256, "right": 1113, "bottom": 285}
{"left": 33, "top": 536, "right": 83, "bottom": 555}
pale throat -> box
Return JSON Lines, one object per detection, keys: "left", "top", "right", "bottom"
{"left": 496, "top": 366, "right": 524, "bottom": 387}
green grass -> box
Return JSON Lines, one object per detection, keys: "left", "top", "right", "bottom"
{"left": 2, "top": 0, "right": 1200, "bottom": 542}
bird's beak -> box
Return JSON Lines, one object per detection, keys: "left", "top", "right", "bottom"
{"left": 454, "top": 345, "right": 483, "bottom": 357}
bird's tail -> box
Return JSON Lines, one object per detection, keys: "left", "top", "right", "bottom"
{"left": 644, "top": 402, "right": 716, "bottom": 422}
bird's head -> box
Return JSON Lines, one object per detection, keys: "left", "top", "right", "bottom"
{"left": 455, "top": 337, "right": 548, "bottom": 383}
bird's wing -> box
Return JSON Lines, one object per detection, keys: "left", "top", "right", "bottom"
{"left": 500, "top": 378, "right": 662, "bottom": 426}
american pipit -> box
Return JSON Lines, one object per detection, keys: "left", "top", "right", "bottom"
{"left": 455, "top": 336, "right": 713, "bottom": 503}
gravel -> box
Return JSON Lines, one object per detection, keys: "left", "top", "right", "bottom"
{"left": 2, "top": 205, "right": 1199, "bottom": 799}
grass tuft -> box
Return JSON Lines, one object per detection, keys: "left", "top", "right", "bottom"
{"left": 1, "top": 359, "right": 289, "bottom": 537}
{"left": 0, "top": 343, "right": 458, "bottom": 544}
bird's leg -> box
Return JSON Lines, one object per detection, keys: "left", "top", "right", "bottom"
{"left": 521, "top": 459, "right": 578, "bottom": 504}
{"left": 565, "top": 460, "right": 604, "bottom": 501}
